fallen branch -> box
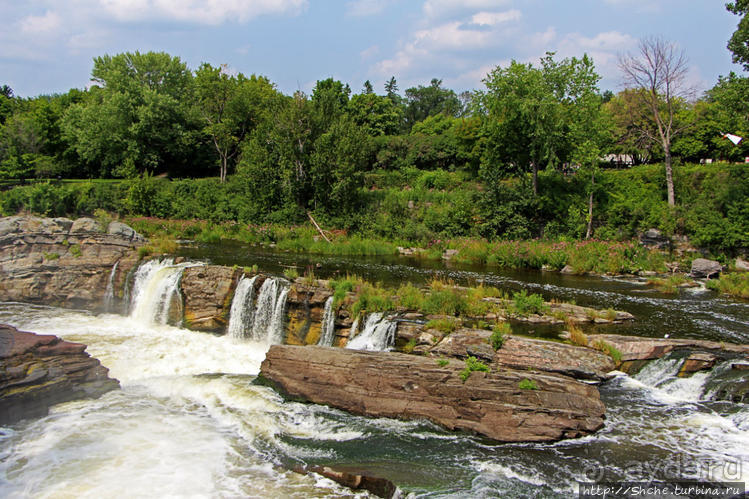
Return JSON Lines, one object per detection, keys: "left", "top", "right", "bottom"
{"left": 307, "top": 211, "right": 331, "bottom": 243}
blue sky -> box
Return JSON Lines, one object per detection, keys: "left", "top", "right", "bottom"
{"left": 0, "top": 0, "right": 742, "bottom": 98}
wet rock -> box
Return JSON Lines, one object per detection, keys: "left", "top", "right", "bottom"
{"left": 0, "top": 324, "right": 119, "bottom": 425}
{"left": 678, "top": 352, "right": 717, "bottom": 376}
{"left": 0, "top": 216, "right": 143, "bottom": 310}
{"left": 640, "top": 228, "right": 671, "bottom": 250}
{"left": 560, "top": 265, "right": 576, "bottom": 274}
{"left": 297, "top": 465, "right": 400, "bottom": 499}
{"left": 690, "top": 258, "right": 722, "bottom": 279}
{"left": 180, "top": 265, "right": 240, "bottom": 332}
{"left": 260, "top": 345, "right": 606, "bottom": 443}
{"left": 442, "top": 249, "right": 459, "bottom": 260}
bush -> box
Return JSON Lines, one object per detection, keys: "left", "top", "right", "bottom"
{"left": 459, "top": 356, "right": 490, "bottom": 382}
{"left": 511, "top": 290, "right": 546, "bottom": 316}
{"left": 425, "top": 318, "right": 459, "bottom": 334}
{"left": 705, "top": 273, "right": 749, "bottom": 299}
{"left": 489, "top": 323, "right": 510, "bottom": 350}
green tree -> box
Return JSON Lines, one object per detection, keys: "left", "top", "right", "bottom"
{"left": 727, "top": 1, "right": 749, "bottom": 70}
{"left": 62, "top": 51, "right": 198, "bottom": 178}
{"left": 194, "top": 63, "right": 278, "bottom": 182}
{"left": 348, "top": 92, "right": 403, "bottom": 136}
{"left": 403, "top": 78, "right": 460, "bottom": 130}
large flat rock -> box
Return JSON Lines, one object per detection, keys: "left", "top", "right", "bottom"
{"left": 180, "top": 265, "right": 240, "bottom": 332}
{"left": 0, "top": 324, "right": 119, "bottom": 425}
{"left": 260, "top": 345, "right": 606, "bottom": 443}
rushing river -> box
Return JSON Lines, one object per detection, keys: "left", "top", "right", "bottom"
{"left": 1, "top": 246, "right": 748, "bottom": 497}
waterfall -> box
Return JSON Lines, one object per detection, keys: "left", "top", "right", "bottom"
{"left": 345, "top": 313, "right": 396, "bottom": 351}
{"left": 317, "top": 296, "right": 336, "bottom": 347}
{"left": 129, "top": 259, "right": 196, "bottom": 326}
{"left": 103, "top": 261, "right": 119, "bottom": 312}
{"left": 349, "top": 315, "right": 360, "bottom": 341}
{"left": 632, "top": 354, "right": 712, "bottom": 403}
{"left": 250, "top": 277, "right": 290, "bottom": 344}
{"left": 227, "top": 275, "right": 259, "bottom": 339}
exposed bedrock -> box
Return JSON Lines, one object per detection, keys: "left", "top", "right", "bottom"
{"left": 260, "top": 345, "right": 606, "bottom": 443}
{"left": 0, "top": 324, "right": 119, "bottom": 425}
{"left": 0, "top": 215, "right": 143, "bottom": 310}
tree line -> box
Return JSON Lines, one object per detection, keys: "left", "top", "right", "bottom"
{"left": 2, "top": 3, "right": 749, "bottom": 225}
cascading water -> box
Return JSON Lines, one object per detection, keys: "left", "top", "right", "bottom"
{"left": 317, "top": 296, "right": 336, "bottom": 347}
{"left": 226, "top": 275, "right": 258, "bottom": 339}
{"left": 103, "top": 261, "right": 119, "bottom": 312}
{"left": 250, "top": 277, "right": 289, "bottom": 344}
{"left": 345, "top": 312, "right": 396, "bottom": 351}
{"left": 129, "top": 259, "right": 196, "bottom": 326}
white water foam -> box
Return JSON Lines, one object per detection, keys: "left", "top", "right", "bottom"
{"left": 345, "top": 312, "right": 396, "bottom": 351}
{"left": 226, "top": 275, "right": 258, "bottom": 339}
{"left": 317, "top": 296, "right": 336, "bottom": 347}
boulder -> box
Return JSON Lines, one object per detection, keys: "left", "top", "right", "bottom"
{"left": 0, "top": 216, "right": 144, "bottom": 310}
{"left": 70, "top": 217, "right": 102, "bottom": 233}
{"left": 297, "top": 466, "right": 400, "bottom": 499}
{"left": 260, "top": 345, "right": 606, "bottom": 443}
{"left": 735, "top": 257, "right": 749, "bottom": 272}
{"left": 640, "top": 228, "right": 671, "bottom": 250}
{"left": 180, "top": 265, "right": 241, "bottom": 332}
{"left": 690, "top": 258, "right": 722, "bottom": 279}
{"left": 0, "top": 324, "right": 119, "bottom": 425}
{"left": 108, "top": 221, "right": 146, "bottom": 242}
{"left": 560, "top": 265, "right": 576, "bottom": 274}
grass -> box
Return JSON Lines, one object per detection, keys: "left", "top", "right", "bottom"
{"left": 647, "top": 274, "right": 692, "bottom": 294}
{"left": 425, "top": 318, "right": 459, "bottom": 334}
{"left": 43, "top": 252, "right": 60, "bottom": 260}
{"left": 283, "top": 267, "right": 299, "bottom": 280}
{"left": 69, "top": 245, "right": 82, "bottom": 258}
{"left": 592, "top": 339, "right": 622, "bottom": 363}
{"left": 459, "top": 356, "right": 490, "bottom": 382}
{"left": 518, "top": 378, "right": 539, "bottom": 390}
{"left": 437, "top": 358, "right": 449, "bottom": 367}
{"left": 402, "top": 338, "right": 418, "bottom": 353}
{"left": 566, "top": 320, "right": 588, "bottom": 347}
{"left": 705, "top": 273, "right": 749, "bottom": 299}
{"left": 489, "top": 322, "right": 510, "bottom": 350}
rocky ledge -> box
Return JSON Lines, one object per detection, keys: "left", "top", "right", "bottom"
{"left": 260, "top": 345, "right": 606, "bottom": 443}
{"left": 0, "top": 324, "right": 119, "bottom": 425}
{"left": 0, "top": 215, "right": 144, "bottom": 310}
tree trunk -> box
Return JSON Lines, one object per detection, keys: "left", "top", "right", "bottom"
{"left": 585, "top": 172, "right": 594, "bottom": 239}
{"left": 220, "top": 155, "right": 228, "bottom": 183}
{"left": 532, "top": 162, "right": 538, "bottom": 195}
{"left": 664, "top": 148, "right": 675, "bottom": 206}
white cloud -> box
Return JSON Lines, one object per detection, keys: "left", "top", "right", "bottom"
{"left": 423, "top": 0, "right": 509, "bottom": 18}
{"left": 346, "top": 0, "right": 387, "bottom": 17}
{"left": 471, "top": 10, "right": 520, "bottom": 26}
{"left": 99, "top": 0, "right": 308, "bottom": 24}
{"left": 360, "top": 45, "right": 380, "bottom": 60}
{"left": 19, "top": 11, "right": 62, "bottom": 35}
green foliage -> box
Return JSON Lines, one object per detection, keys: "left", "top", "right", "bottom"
{"left": 425, "top": 318, "right": 459, "bottom": 334}
{"left": 283, "top": 267, "right": 299, "bottom": 280}
{"left": 43, "top": 252, "right": 60, "bottom": 260}
{"left": 402, "top": 338, "right": 418, "bottom": 354}
{"left": 592, "top": 340, "right": 622, "bottom": 363}
{"left": 69, "top": 245, "right": 82, "bottom": 258}
{"left": 518, "top": 378, "right": 539, "bottom": 390}
{"left": 437, "top": 358, "right": 449, "bottom": 367}
{"left": 490, "top": 323, "right": 510, "bottom": 350}
{"left": 705, "top": 272, "right": 749, "bottom": 299}
{"left": 459, "top": 356, "right": 490, "bottom": 382}
{"left": 511, "top": 290, "right": 547, "bottom": 316}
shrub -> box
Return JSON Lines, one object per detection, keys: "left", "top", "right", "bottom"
{"left": 489, "top": 323, "right": 510, "bottom": 350}
{"left": 402, "top": 338, "right": 418, "bottom": 353}
{"left": 396, "top": 282, "right": 425, "bottom": 310}
{"left": 518, "top": 378, "right": 538, "bottom": 390}
{"left": 283, "top": 267, "right": 299, "bottom": 280}
{"left": 459, "top": 356, "right": 490, "bottom": 382}
{"left": 511, "top": 290, "right": 547, "bottom": 316}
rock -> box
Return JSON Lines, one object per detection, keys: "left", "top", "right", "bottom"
{"left": 260, "top": 345, "right": 606, "bottom": 443}
{"left": 180, "top": 265, "right": 241, "bottom": 332}
{"left": 733, "top": 363, "right": 749, "bottom": 371}
{"left": 442, "top": 249, "right": 459, "bottom": 260}
{"left": 70, "top": 217, "right": 102, "bottom": 233}
{"left": 431, "top": 330, "right": 614, "bottom": 382}
{"left": 560, "top": 265, "right": 576, "bottom": 274}
{"left": 690, "top": 258, "right": 722, "bottom": 279}
{"left": 638, "top": 270, "right": 657, "bottom": 277}
{"left": 0, "top": 324, "right": 119, "bottom": 425}
{"left": 679, "top": 352, "right": 717, "bottom": 376}
{"left": 107, "top": 221, "right": 145, "bottom": 242}
{"left": 299, "top": 466, "right": 400, "bottom": 499}
{"left": 736, "top": 257, "right": 749, "bottom": 272}
{"left": 640, "top": 228, "right": 671, "bottom": 250}
{"left": 588, "top": 333, "right": 749, "bottom": 374}
{"left": 0, "top": 215, "right": 143, "bottom": 310}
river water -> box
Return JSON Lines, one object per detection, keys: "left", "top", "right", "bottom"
{"left": 1, "top": 246, "right": 748, "bottom": 497}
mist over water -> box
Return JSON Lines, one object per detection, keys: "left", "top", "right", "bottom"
{"left": 1, "top": 249, "right": 748, "bottom": 496}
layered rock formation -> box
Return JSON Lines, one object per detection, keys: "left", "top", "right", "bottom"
{"left": 260, "top": 345, "right": 606, "bottom": 443}
{"left": 0, "top": 216, "right": 143, "bottom": 311}
{"left": 181, "top": 265, "right": 241, "bottom": 332}
{"left": 0, "top": 324, "right": 119, "bottom": 425}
